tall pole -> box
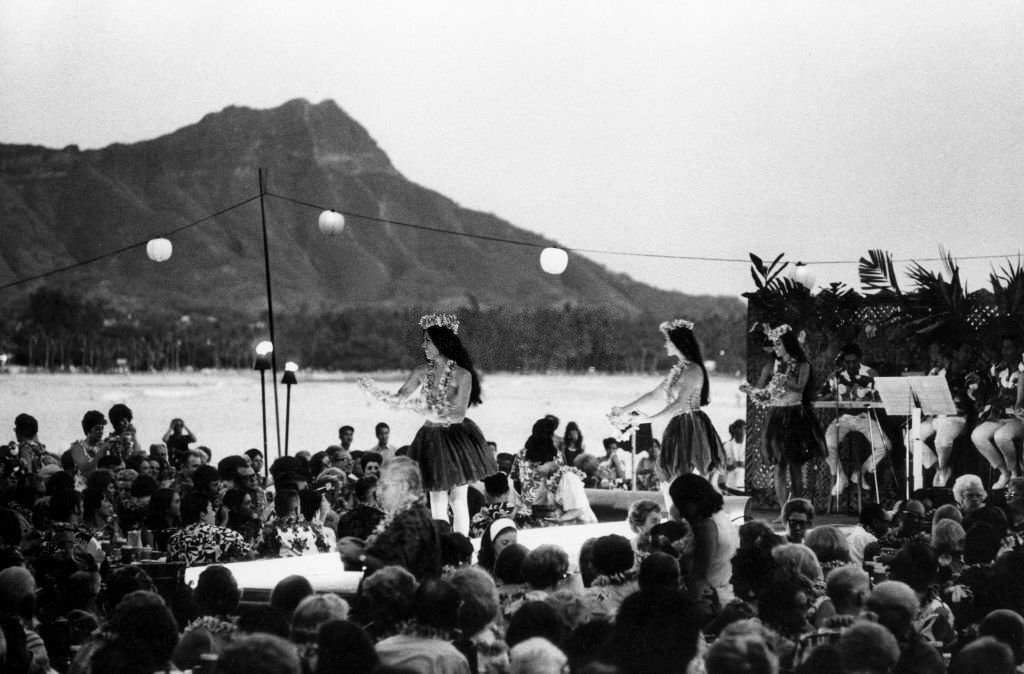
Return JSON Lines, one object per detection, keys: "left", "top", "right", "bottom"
{"left": 259, "top": 368, "right": 269, "bottom": 464}
{"left": 258, "top": 168, "right": 283, "bottom": 459}
{"left": 284, "top": 382, "right": 292, "bottom": 457}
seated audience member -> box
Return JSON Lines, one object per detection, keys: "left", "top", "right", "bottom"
{"left": 804, "top": 525, "right": 852, "bottom": 574}
{"left": 269, "top": 574, "right": 314, "bottom": 622}
{"left": 477, "top": 518, "right": 518, "bottom": 573}
{"left": 758, "top": 579, "right": 815, "bottom": 667}
{"left": 222, "top": 488, "right": 262, "bottom": 546}
{"left": 506, "top": 601, "right": 566, "bottom": 650}
{"left": 374, "top": 577, "right": 471, "bottom": 674}
{"left": 948, "top": 636, "right": 1015, "bottom": 674}
{"left": 600, "top": 588, "right": 702, "bottom": 674}
{"left": 173, "top": 565, "right": 241, "bottom": 670}
{"left": 166, "top": 492, "right": 252, "bottom": 566}
{"left": 864, "top": 580, "right": 946, "bottom": 674}
{"left": 931, "top": 519, "right": 966, "bottom": 582}
{"left": 626, "top": 498, "right": 663, "bottom": 556}
{"left": 263, "top": 488, "right": 335, "bottom": 557}
{"left": 315, "top": 619, "right": 379, "bottom": 674}
{"left": 792, "top": 565, "right": 871, "bottom": 665}
{"left": 888, "top": 540, "right": 955, "bottom": 648}
{"left": 521, "top": 544, "right": 572, "bottom": 599}
{"left": 637, "top": 551, "right": 681, "bottom": 593}
{"left": 144, "top": 487, "right": 181, "bottom": 551}
{"left": 706, "top": 631, "right": 779, "bottom": 674}
{"left": 509, "top": 637, "right": 568, "bottom": 674}
{"left": 581, "top": 535, "right": 638, "bottom": 622}
{"left": 864, "top": 500, "right": 929, "bottom": 566}
{"left": 978, "top": 609, "right": 1024, "bottom": 668}
{"left": 999, "top": 477, "right": 1024, "bottom": 552}
{"left": 782, "top": 498, "right": 814, "bottom": 544}
{"left": 846, "top": 503, "right": 891, "bottom": 567}
{"left": 448, "top": 566, "right": 502, "bottom": 669}
{"left": 955, "top": 474, "right": 1008, "bottom": 537}
{"left": 356, "top": 565, "right": 417, "bottom": 642}
{"left": 0, "top": 566, "right": 51, "bottom": 674}
{"left": 79, "top": 590, "right": 180, "bottom": 674}
{"left": 217, "top": 633, "right": 301, "bottom": 674}
{"left": 337, "top": 457, "right": 441, "bottom": 581}
{"left": 730, "top": 520, "right": 784, "bottom": 606}
{"left": 837, "top": 620, "right": 901, "bottom": 674}
{"left": 290, "top": 594, "right": 350, "bottom": 668}
{"left": 335, "top": 475, "right": 385, "bottom": 540}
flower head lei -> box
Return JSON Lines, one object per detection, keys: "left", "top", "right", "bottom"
{"left": 659, "top": 318, "right": 695, "bottom": 337}
{"left": 763, "top": 323, "right": 792, "bottom": 343}
{"left": 419, "top": 312, "right": 460, "bottom": 334}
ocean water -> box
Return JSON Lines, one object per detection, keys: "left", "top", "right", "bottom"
{"left": 0, "top": 371, "right": 747, "bottom": 463}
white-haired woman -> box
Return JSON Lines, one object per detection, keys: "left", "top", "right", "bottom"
{"left": 337, "top": 457, "right": 442, "bottom": 580}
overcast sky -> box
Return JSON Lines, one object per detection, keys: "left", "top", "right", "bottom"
{"left": 2, "top": 1, "right": 1023, "bottom": 299}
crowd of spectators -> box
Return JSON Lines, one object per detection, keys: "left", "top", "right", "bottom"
{"left": 4, "top": 406, "right": 1024, "bottom": 673}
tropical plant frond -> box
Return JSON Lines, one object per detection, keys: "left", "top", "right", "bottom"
{"left": 858, "top": 249, "right": 902, "bottom": 297}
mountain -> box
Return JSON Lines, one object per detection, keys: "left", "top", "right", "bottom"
{"left": 0, "top": 98, "right": 743, "bottom": 320}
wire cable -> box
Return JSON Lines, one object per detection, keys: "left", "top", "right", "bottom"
{"left": 0, "top": 194, "right": 260, "bottom": 292}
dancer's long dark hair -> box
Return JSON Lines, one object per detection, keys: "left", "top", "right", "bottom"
{"left": 778, "top": 331, "right": 816, "bottom": 406}
{"left": 667, "top": 327, "right": 710, "bottom": 406}
{"left": 426, "top": 326, "right": 482, "bottom": 406}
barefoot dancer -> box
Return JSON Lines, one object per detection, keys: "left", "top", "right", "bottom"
{"left": 360, "top": 313, "right": 495, "bottom": 535}
{"left": 742, "top": 324, "right": 825, "bottom": 511}
{"left": 610, "top": 319, "right": 726, "bottom": 504}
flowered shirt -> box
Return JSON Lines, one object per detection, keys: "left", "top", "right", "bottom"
{"left": 166, "top": 523, "right": 252, "bottom": 566}
{"left": 979, "top": 356, "right": 1024, "bottom": 421}
{"left": 260, "top": 516, "right": 336, "bottom": 557}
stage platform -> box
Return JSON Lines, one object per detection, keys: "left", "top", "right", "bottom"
{"left": 184, "top": 494, "right": 751, "bottom": 599}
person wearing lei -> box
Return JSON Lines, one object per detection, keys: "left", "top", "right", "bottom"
{"left": 515, "top": 418, "right": 597, "bottom": 526}
{"left": 610, "top": 318, "right": 726, "bottom": 504}
{"left": 359, "top": 313, "right": 496, "bottom": 536}
{"left": 337, "top": 456, "right": 442, "bottom": 581}
{"left": 741, "top": 324, "right": 826, "bottom": 510}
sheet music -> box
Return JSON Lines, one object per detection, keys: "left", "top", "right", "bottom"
{"left": 904, "top": 375, "right": 957, "bottom": 416}
{"left": 873, "top": 377, "right": 914, "bottom": 415}
{"left": 874, "top": 376, "right": 956, "bottom": 416}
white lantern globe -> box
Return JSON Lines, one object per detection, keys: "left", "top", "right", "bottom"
{"left": 255, "top": 341, "right": 274, "bottom": 356}
{"left": 318, "top": 210, "right": 346, "bottom": 236}
{"left": 284, "top": 361, "right": 299, "bottom": 373}
{"left": 146, "top": 238, "right": 173, "bottom": 262}
{"left": 539, "top": 247, "right": 569, "bottom": 275}
{"left": 792, "top": 263, "right": 815, "bottom": 290}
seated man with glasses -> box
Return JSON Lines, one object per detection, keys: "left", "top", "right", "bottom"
{"left": 782, "top": 497, "right": 814, "bottom": 544}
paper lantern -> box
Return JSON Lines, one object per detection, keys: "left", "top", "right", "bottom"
{"left": 790, "top": 263, "right": 815, "bottom": 289}
{"left": 539, "top": 247, "right": 569, "bottom": 275}
{"left": 146, "top": 238, "right": 172, "bottom": 262}
{"left": 318, "top": 210, "right": 346, "bottom": 236}
{"left": 255, "top": 341, "right": 274, "bottom": 356}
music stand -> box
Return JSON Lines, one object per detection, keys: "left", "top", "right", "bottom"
{"left": 875, "top": 376, "right": 956, "bottom": 498}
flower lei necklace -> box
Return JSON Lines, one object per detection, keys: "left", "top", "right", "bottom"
{"left": 747, "top": 359, "right": 793, "bottom": 408}
{"left": 365, "top": 497, "right": 420, "bottom": 549}
{"left": 424, "top": 359, "right": 455, "bottom": 418}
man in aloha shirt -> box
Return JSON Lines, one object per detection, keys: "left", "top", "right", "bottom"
{"left": 1, "top": 413, "right": 47, "bottom": 480}
{"left": 260, "top": 488, "right": 335, "bottom": 557}
{"left": 167, "top": 492, "right": 253, "bottom": 566}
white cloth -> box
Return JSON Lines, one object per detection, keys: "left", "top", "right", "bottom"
{"left": 708, "top": 510, "right": 739, "bottom": 604}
